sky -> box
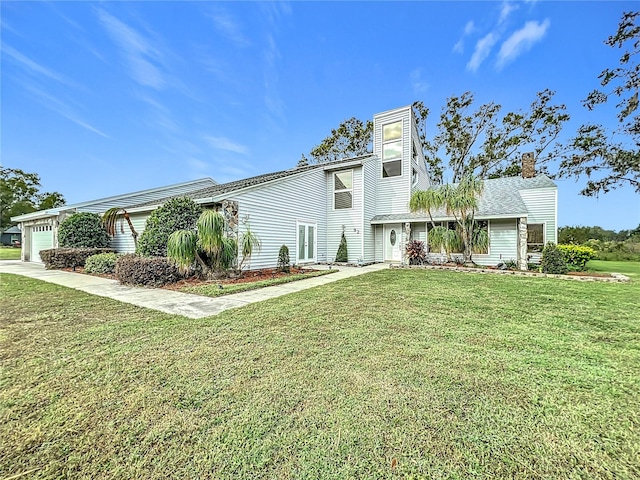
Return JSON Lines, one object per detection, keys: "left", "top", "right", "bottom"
{"left": 2, "top": 0, "right": 639, "bottom": 231}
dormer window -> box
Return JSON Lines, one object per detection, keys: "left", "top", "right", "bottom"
{"left": 382, "top": 121, "right": 402, "bottom": 178}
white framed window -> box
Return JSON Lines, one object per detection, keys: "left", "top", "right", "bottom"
{"left": 382, "top": 120, "right": 402, "bottom": 178}
{"left": 334, "top": 170, "right": 353, "bottom": 209}
{"left": 473, "top": 220, "right": 489, "bottom": 255}
{"left": 527, "top": 223, "right": 545, "bottom": 253}
{"left": 412, "top": 167, "right": 418, "bottom": 186}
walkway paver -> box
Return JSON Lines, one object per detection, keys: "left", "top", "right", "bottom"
{"left": 0, "top": 260, "right": 389, "bottom": 319}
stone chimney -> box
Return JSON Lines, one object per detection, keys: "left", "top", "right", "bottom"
{"left": 522, "top": 152, "right": 535, "bottom": 178}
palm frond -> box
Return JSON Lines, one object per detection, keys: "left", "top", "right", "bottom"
{"left": 167, "top": 230, "right": 197, "bottom": 272}
{"left": 197, "top": 210, "right": 225, "bottom": 255}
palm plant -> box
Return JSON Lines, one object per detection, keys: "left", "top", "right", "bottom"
{"left": 238, "top": 228, "right": 261, "bottom": 270}
{"left": 103, "top": 207, "right": 139, "bottom": 248}
{"left": 167, "top": 209, "right": 241, "bottom": 278}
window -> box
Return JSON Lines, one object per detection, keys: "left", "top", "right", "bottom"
{"left": 472, "top": 220, "right": 489, "bottom": 254}
{"left": 412, "top": 167, "right": 418, "bottom": 185}
{"left": 382, "top": 120, "right": 402, "bottom": 178}
{"left": 527, "top": 223, "right": 544, "bottom": 252}
{"left": 334, "top": 170, "right": 353, "bottom": 209}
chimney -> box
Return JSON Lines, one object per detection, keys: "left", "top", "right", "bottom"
{"left": 522, "top": 152, "right": 535, "bottom": 178}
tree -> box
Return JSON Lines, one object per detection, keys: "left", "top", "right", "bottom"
{"left": 0, "top": 167, "right": 65, "bottom": 229}
{"left": 426, "top": 90, "right": 569, "bottom": 182}
{"left": 103, "top": 208, "right": 139, "bottom": 248}
{"left": 137, "top": 197, "right": 202, "bottom": 257}
{"left": 310, "top": 117, "right": 373, "bottom": 164}
{"left": 58, "top": 212, "right": 110, "bottom": 248}
{"left": 559, "top": 11, "right": 640, "bottom": 195}
{"left": 410, "top": 175, "right": 488, "bottom": 265}
{"left": 167, "top": 209, "right": 239, "bottom": 278}
{"left": 335, "top": 230, "right": 348, "bottom": 262}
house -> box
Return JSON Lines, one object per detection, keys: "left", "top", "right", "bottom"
{"left": 1, "top": 226, "right": 22, "bottom": 247}
{"left": 12, "top": 105, "right": 557, "bottom": 269}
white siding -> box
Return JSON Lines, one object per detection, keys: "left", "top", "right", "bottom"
{"left": 109, "top": 213, "right": 148, "bottom": 253}
{"left": 474, "top": 219, "right": 518, "bottom": 266}
{"left": 519, "top": 187, "right": 557, "bottom": 245}
{"left": 362, "top": 160, "right": 378, "bottom": 263}
{"left": 373, "top": 108, "right": 412, "bottom": 215}
{"left": 374, "top": 225, "right": 383, "bottom": 262}
{"left": 231, "top": 168, "right": 327, "bottom": 270}
{"left": 326, "top": 167, "right": 363, "bottom": 263}
{"left": 410, "top": 223, "right": 426, "bottom": 242}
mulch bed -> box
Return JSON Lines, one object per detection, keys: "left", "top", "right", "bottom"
{"left": 162, "top": 267, "right": 318, "bottom": 290}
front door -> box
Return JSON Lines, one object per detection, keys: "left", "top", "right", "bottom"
{"left": 384, "top": 224, "right": 402, "bottom": 262}
{"left": 297, "top": 222, "right": 316, "bottom": 263}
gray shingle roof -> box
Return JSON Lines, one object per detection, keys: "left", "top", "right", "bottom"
{"left": 130, "top": 154, "right": 375, "bottom": 209}
{"left": 371, "top": 174, "right": 556, "bottom": 223}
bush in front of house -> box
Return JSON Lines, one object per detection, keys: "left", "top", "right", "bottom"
{"left": 335, "top": 232, "right": 348, "bottom": 262}
{"left": 40, "top": 248, "right": 116, "bottom": 270}
{"left": 58, "top": 212, "right": 111, "bottom": 248}
{"left": 84, "top": 252, "right": 119, "bottom": 274}
{"left": 277, "top": 245, "right": 290, "bottom": 273}
{"left": 540, "top": 242, "right": 568, "bottom": 274}
{"left": 405, "top": 240, "right": 426, "bottom": 265}
{"left": 115, "top": 254, "right": 181, "bottom": 287}
{"left": 557, "top": 244, "right": 596, "bottom": 271}
{"left": 137, "top": 197, "right": 203, "bottom": 257}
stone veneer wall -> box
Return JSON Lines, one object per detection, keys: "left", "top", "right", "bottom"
{"left": 221, "top": 200, "right": 239, "bottom": 241}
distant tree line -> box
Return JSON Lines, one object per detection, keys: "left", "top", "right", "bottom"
{"left": 559, "top": 224, "right": 640, "bottom": 244}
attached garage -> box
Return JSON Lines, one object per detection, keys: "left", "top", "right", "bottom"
{"left": 30, "top": 225, "right": 54, "bottom": 263}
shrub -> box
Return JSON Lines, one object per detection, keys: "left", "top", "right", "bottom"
{"left": 405, "top": 240, "right": 426, "bottom": 265}
{"left": 557, "top": 244, "right": 596, "bottom": 271}
{"left": 58, "top": 213, "right": 110, "bottom": 248}
{"left": 276, "top": 245, "right": 290, "bottom": 273}
{"left": 137, "top": 197, "right": 202, "bottom": 257}
{"left": 84, "top": 253, "right": 119, "bottom": 274}
{"left": 335, "top": 232, "right": 348, "bottom": 262}
{"left": 40, "top": 248, "right": 116, "bottom": 270}
{"left": 115, "top": 254, "right": 181, "bottom": 287}
{"left": 540, "top": 242, "right": 568, "bottom": 274}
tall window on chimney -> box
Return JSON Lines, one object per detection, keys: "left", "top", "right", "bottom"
{"left": 382, "top": 121, "right": 402, "bottom": 178}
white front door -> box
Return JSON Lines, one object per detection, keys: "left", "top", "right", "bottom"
{"left": 297, "top": 222, "right": 316, "bottom": 263}
{"left": 384, "top": 224, "right": 402, "bottom": 262}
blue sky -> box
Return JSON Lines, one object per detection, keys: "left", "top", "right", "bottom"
{"left": 2, "top": 1, "right": 638, "bottom": 231}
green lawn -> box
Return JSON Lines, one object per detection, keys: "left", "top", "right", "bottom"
{"left": 587, "top": 259, "right": 640, "bottom": 277}
{"left": 0, "top": 247, "right": 21, "bottom": 260}
{"left": 1, "top": 270, "right": 639, "bottom": 479}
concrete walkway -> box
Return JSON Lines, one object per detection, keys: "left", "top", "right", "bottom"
{"left": 0, "top": 260, "right": 389, "bottom": 319}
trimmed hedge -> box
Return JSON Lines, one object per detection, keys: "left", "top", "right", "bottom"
{"left": 40, "top": 248, "right": 116, "bottom": 270}
{"left": 557, "top": 244, "right": 596, "bottom": 271}
{"left": 84, "top": 253, "right": 119, "bottom": 274}
{"left": 58, "top": 212, "right": 110, "bottom": 248}
{"left": 115, "top": 254, "right": 180, "bottom": 287}
{"left": 137, "top": 197, "right": 202, "bottom": 257}
{"left": 540, "top": 242, "right": 568, "bottom": 275}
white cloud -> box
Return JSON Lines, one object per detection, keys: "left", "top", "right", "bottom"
{"left": 467, "top": 32, "right": 499, "bottom": 72}
{"left": 464, "top": 20, "right": 476, "bottom": 35}
{"left": 497, "top": 19, "right": 550, "bottom": 68}
{"left": 208, "top": 9, "right": 250, "bottom": 47}
{"left": 97, "top": 9, "right": 165, "bottom": 89}
{"left": 204, "top": 136, "right": 249, "bottom": 155}
{"left": 2, "top": 45, "right": 71, "bottom": 85}
{"left": 410, "top": 69, "right": 429, "bottom": 95}
{"left": 499, "top": 2, "right": 519, "bottom": 24}
{"left": 23, "top": 83, "right": 108, "bottom": 138}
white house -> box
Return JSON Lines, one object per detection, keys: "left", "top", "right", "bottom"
{"left": 12, "top": 105, "right": 557, "bottom": 269}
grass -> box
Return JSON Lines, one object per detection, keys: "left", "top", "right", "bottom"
{"left": 182, "top": 269, "right": 336, "bottom": 297}
{"left": 1, "top": 269, "right": 639, "bottom": 479}
{"left": 587, "top": 259, "right": 640, "bottom": 277}
{"left": 0, "top": 247, "right": 21, "bottom": 260}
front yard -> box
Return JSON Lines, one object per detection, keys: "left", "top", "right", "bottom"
{"left": 0, "top": 247, "right": 21, "bottom": 260}
{"left": 1, "top": 266, "right": 639, "bottom": 479}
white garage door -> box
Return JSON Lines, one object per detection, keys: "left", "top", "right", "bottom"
{"left": 31, "top": 225, "right": 54, "bottom": 263}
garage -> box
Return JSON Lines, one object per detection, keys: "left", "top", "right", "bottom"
{"left": 30, "top": 225, "right": 54, "bottom": 262}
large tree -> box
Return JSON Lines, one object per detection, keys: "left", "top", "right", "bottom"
{"left": 0, "top": 167, "right": 65, "bottom": 229}
{"left": 558, "top": 11, "right": 640, "bottom": 195}
{"left": 309, "top": 117, "right": 373, "bottom": 164}
{"left": 427, "top": 90, "right": 570, "bottom": 182}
